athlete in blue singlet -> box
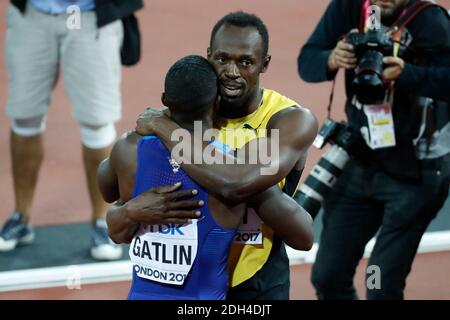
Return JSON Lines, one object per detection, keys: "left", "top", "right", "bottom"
{"left": 128, "top": 135, "right": 236, "bottom": 300}
{"left": 98, "top": 55, "right": 313, "bottom": 300}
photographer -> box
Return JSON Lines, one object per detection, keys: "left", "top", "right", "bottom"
{"left": 298, "top": 0, "right": 450, "bottom": 300}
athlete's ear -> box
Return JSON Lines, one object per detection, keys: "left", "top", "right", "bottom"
{"left": 261, "top": 54, "right": 271, "bottom": 73}
{"left": 207, "top": 47, "right": 212, "bottom": 59}
{"left": 161, "top": 92, "right": 167, "bottom": 106}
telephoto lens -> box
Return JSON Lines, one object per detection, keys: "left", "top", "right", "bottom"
{"left": 296, "top": 144, "right": 350, "bottom": 218}
{"left": 295, "top": 119, "right": 362, "bottom": 218}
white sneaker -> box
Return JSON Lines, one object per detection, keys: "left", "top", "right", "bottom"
{"left": 90, "top": 219, "right": 122, "bottom": 261}
{"left": 0, "top": 212, "right": 34, "bottom": 252}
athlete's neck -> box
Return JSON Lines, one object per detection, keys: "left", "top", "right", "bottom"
{"left": 171, "top": 113, "right": 213, "bottom": 133}
{"left": 218, "top": 86, "right": 264, "bottom": 119}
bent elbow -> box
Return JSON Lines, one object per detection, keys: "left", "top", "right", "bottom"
{"left": 287, "top": 232, "right": 314, "bottom": 251}
{"left": 108, "top": 231, "right": 125, "bottom": 244}
{"left": 298, "top": 47, "right": 333, "bottom": 83}
{"left": 108, "top": 230, "right": 132, "bottom": 245}
{"left": 217, "top": 178, "right": 252, "bottom": 205}
{"left": 291, "top": 239, "right": 313, "bottom": 251}
{"left": 297, "top": 52, "right": 307, "bottom": 81}
{"left": 220, "top": 186, "right": 246, "bottom": 206}
{"left": 302, "top": 236, "right": 314, "bottom": 251}
{"left": 298, "top": 49, "right": 315, "bottom": 83}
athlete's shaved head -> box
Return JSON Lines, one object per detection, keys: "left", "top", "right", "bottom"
{"left": 164, "top": 55, "right": 218, "bottom": 117}
{"left": 210, "top": 11, "right": 269, "bottom": 57}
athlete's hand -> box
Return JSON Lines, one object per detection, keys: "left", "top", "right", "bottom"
{"left": 135, "top": 106, "right": 171, "bottom": 136}
{"left": 125, "top": 183, "right": 203, "bottom": 225}
{"left": 328, "top": 29, "right": 358, "bottom": 72}
{"left": 382, "top": 56, "right": 405, "bottom": 81}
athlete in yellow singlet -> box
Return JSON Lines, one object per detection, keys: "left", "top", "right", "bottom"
{"left": 134, "top": 12, "right": 318, "bottom": 299}
{"left": 215, "top": 89, "right": 305, "bottom": 288}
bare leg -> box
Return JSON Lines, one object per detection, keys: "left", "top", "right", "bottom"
{"left": 82, "top": 144, "right": 113, "bottom": 223}
{"left": 11, "top": 131, "right": 44, "bottom": 223}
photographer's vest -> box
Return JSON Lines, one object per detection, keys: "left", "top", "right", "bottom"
{"left": 215, "top": 89, "right": 300, "bottom": 287}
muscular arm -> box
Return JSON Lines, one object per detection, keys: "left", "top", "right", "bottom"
{"left": 250, "top": 186, "right": 313, "bottom": 250}
{"left": 97, "top": 132, "right": 144, "bottom": 244}
{"left": 145, "top": 107, "right": 318, "bottom": 204}
{"left": 97, "top": 157, "right": 120, "bottom": 204}
{"left": 97, "top": 132, "right": 202, "bottom": 244}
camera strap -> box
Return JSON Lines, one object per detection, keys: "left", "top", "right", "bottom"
{"left": 386, "top": 1, "right": 437, "bottom": 35}
{"left": 326, "top": 77, "right": 336, "bottom": 119}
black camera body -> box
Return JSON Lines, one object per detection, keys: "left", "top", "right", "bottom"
{"left": 346, "top": 28, "right": 398, "bottom": 105}
{"left": 296, "top": 119, "right": 360, "bottom": 218}
{"left": 313, "top": 118, "right": 360, "bottom": 151}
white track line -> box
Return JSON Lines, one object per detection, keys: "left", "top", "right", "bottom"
{"left": 1, "top": 230, "right": 450, "bottom": 292}
{"left": 286, "top": 230, "right": 450, "bottom": 264}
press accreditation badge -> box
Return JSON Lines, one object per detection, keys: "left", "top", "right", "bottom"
{"left": 129, "top": 221, "right": 198, "bottom": 286}
{"left": 234, "top": 207, "right": 263, "bottom": 245}
{"left": 363, "top": 102, "right": 396, "bottom": 149}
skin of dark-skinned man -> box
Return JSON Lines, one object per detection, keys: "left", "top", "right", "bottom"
{"left": 97, "top": 55, "right": 314, "bottom": 299}
{"left": 118, "top": 13, "right": 319, "bottom": 300}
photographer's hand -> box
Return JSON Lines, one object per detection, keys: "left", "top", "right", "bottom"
{"left": 328, "top": 30, "right": 358, "bottom": 72}
{"left": 382, "top": 56, "right": 405, "bottom": 81}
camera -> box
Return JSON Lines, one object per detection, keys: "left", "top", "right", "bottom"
{"left": 295, "top": 119, "right": 361, "bottom": 218}
{"left": 346, "top": 28, "right": 399, "bottom": 105}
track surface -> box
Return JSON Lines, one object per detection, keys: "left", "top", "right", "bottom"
{"left": 1, "top": 251, "right": 449, "bottom": 300}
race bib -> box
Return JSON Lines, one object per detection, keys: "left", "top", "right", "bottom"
{"left": 129, "top": 221, "right": 198, "bottom": 286}
{"left": 363, "top": 102, "right": 396, "bottom": 149}
{"left": 234, "top": 207, "right": 263, "bottom": 245}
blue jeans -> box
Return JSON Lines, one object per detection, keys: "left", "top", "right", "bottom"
{"left": 311, "top": 154, "right": 450, "bottom": 300}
